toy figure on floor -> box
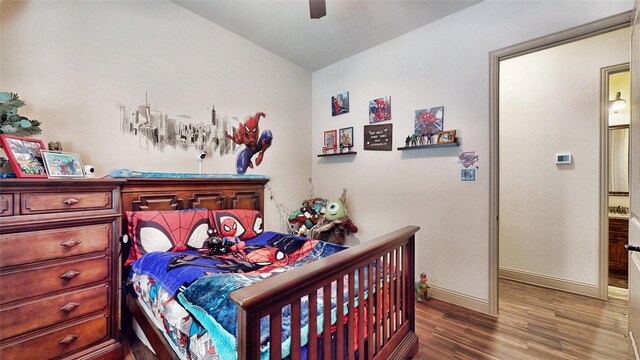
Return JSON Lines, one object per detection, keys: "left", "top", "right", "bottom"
{"left": 415, "top": 272, "right": 432, "bottom": 302}
{"left": 225, "top": 112, "right": 273, "bottom": 174}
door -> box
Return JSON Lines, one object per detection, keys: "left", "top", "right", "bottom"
{"left": 628, "top": 1, "right": 640, "bottom": 358}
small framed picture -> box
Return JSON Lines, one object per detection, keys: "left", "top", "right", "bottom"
{"left": 461, "top": 168, "right": 476, "bottom": 181}
{"left": 42, "top": 151, "right": 85, "bottom": 178}
{"left": 437, "top": 130, "right": 457, "bottom": 144}
{"left": 323, "top": 130, "right": 337, "bottom": 154}
{"left": 0, "top": 134, "right": 48, "bottom": 178}
{"left": 331, "top": 91, "right": 349, "bottom": 116}
{"left": 339, "top": 127, "right": 354, "bottom": 150}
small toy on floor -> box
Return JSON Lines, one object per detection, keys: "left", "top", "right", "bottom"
{"left": 415, "top": 272, "right": 432, "bottom": 302}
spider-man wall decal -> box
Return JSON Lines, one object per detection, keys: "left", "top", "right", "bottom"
{"left": 225, "top": 112, "right": 273, "bottom": 174}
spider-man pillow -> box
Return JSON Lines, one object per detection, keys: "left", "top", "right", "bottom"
{"left": 125, "top": 209, "right": 211, "bottom": 265}
{"left": 209, "top": 209, "right": 264, "bottom": 241}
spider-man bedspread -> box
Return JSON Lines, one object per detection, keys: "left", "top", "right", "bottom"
{"left": 129, "top": 231, "right": 371, "bottom": 360}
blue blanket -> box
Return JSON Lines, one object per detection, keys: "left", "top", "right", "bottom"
{"left": 176, "top": 242, "right": 375, "bottom": 360}
{"left": 130, "top": 232, "right": 330, "bottom": 297}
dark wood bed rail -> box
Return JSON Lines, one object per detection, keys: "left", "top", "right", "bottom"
{"left": 230, "top": 226, "right": 420, "bottom": 360}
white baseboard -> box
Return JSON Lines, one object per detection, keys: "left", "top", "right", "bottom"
{"left": 429, "top": 285, "right": 490, "bottom": 314}
{"left": 499, "top": 267, "right": 599, "bottom": 298}
{"left": 631, "top": 330, "right": 640, "bottom": 360}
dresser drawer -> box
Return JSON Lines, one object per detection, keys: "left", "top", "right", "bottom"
{"left": 0, "top": 256, "right": 110, "bottom": 305}
{"left": 0, "top": 194, "right": 13, "bottom": 217}
{"left": 0, "top": 224, "right": 111, "bottom": 268}
{"left": 21, "top": 191, "right": 112, "bottom": 215}
{"left": 0, "top": 314, "right": 108, "bottom": 360}
{"left": 0, "top": 284, "right": 109, "bottom": 340}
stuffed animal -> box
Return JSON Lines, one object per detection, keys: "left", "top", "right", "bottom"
{"left": 415, "top": 272, "right": 432, "bottom": 302}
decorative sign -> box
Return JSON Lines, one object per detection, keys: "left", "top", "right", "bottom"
{"left": 364, "top": 123, "right": 393, "bottom": 151}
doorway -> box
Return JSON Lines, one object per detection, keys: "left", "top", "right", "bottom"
{"left": 488, "top": 11, "right": 633, "bottom": 316}
{"left": 603, "top": 63, "right": 631, "bottom": 298}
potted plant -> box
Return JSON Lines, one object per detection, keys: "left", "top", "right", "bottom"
{"left": 0, "top": 92, "right": 42, "bottom": 135}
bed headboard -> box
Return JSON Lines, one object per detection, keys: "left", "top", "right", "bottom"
{"left": 120, "top": 177, "right": 269, "bottom": 214}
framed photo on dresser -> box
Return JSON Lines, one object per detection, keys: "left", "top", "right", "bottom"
{"left": 42, "top": 151, "right": 85, "bottom": 178}
{"left": 0, "top": 134, "right": 48, "bottom": 178}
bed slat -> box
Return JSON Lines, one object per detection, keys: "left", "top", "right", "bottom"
{"left": 357, "top": 265, "right": 365, "bottom": 360}
{"left": 291, "top": 300, "right": 301, "bottom": 360}
{"left": 308, "top": 290, "right": 318, "bottom": 358}
{"left": 367, "top": 261, "right": 375, "bottom": 358}
{"left": 270, "top": 310, "right": 282, "bottom": 360}
{"left": 323, "top": 283, "right": 332, "bottom": 360}
{"left": 347, "top": 271, "right": 355, "bottom": 360}
{"left": 336, "top": 276, "right": 344, "bottom": 360}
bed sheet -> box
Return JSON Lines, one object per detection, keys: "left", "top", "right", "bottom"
{"left": 131, "top": 272, "right": 218, "bottom": 360}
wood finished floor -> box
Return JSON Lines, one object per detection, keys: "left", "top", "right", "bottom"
{"left": 130, "top": 279, "right": 629, "bottom": 360}
{"left": 416, "top": 279, "right": 629, "bottom": 360}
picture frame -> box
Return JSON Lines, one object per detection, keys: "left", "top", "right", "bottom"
{"left": 0, "top": 134, "right": 48, "bottom": 178}
{"left": 339, "top": 127, "right": 354, "bottom": 151}
{"left": 364, "top": 123, "right": 393, "bottom": 151}
{"left": 369, "top": 96, "right": 391, "bottom": 124}
{"left": 415, "top": 106, "right": 444, "bottom": 135}
{"left": 331, "top": 91, "right": 350, "bottom": 116}
{"left": 323, "top": 130, "right": 337, "bottom": 153}
{"left": 42, "top": 151, "right": 85, "bottom": 178}
{"left": 461, "top": 168, "right": 476, "bottom": 181}
{"left": 437, "top": 130, "right": 457, "bottom": 144}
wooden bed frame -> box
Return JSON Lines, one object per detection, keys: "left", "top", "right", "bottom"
{"left": 119, "top": 178, "right": 419, "bottom": 360}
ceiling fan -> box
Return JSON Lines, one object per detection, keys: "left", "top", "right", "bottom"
{"left": 309, "top": 0, "right": 327, "bottom": 19}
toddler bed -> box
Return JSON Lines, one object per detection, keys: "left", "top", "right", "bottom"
{"left": 119, "top": 178, "right": 419, "bottom": 360}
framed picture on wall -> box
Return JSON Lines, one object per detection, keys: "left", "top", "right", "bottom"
{"left": 415, "top": 106, "right": 444, "bottom": 135}
{"left": 42, "top": 151, "right": 85, "bottom": 178}
{"left": 437, "top": 130, "right": 456, "bottom": 144}
{"left": 331, "top": 92, "right": 349, "bottom": 116}
{"left": 339, "top": 127, "right": 354, "bottom": 151}
{"left": 0, "top": 134, "right": 48, "bottom": 178}
{"left": 364, "top": 123, "right": 393, "bottom": 151}
{"left": 323, "top": 130, "right": 337, "bottom": 153}
{"left": 369, "top": 96, "right": 391, "bottom": 124}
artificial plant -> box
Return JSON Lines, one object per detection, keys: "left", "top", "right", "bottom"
{"left": 0, "top": 92, "right": 42, "bottom": 135}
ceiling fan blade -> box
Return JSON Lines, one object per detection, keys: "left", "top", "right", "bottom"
{"left": 309, "top": 0, "right": 326, "bottom": 19}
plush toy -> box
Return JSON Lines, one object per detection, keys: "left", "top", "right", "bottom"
{"left": 415, "top": 272, "right": 431, "bottom": 302}
{"left": 308, "top": 189, "right": 358, "bottom": 245}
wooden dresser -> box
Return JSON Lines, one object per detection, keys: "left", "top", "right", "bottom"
{"left": 0, "top": 179, "right": 124, "bottom": 360}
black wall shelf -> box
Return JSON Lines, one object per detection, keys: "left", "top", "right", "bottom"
{"left": 397, "top": 141, "right": 459, "bottom": 151}
{"left": 317, "top": 151, "right": 358, "bottom": 158}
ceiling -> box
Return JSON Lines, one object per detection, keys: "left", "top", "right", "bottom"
{"left": 173, "top": 0, "right": 481, "bottom": 72}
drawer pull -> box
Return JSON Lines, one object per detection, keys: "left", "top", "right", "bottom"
{"left": 62, "top": 198, "right": 80, "bottom": 206}
{"left": 61, "top": 239, "right": 82, "bottom": 247}
{"left": 59, "top": 334, "right": 79, "bottom": 345}
{"left": 60, "top": 302, "right": 80, "bottom": 312}
{"left": 60, "top": 270, "right": 80, "bottom": 280}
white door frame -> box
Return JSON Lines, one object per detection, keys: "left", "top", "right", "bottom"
{"left": 488, "top": 11, "right": 633, "bottom": 316}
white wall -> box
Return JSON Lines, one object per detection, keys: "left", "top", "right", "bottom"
{"left": 0, "top": 0, "right": 312, "bottom": 232}
{"left": 499, "top": 28, "right": 631, "bottom": 288}
{"left": 311, "top": 0, "right": 633, "bottom": 305}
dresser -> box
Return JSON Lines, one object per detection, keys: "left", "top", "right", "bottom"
{"left": 0, "top": 179, "right": 124, "bottom": 360}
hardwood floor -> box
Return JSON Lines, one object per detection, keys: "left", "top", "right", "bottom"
{"left": 131, "top": 279, "right": 629, "bottom": 359}
{"left": 415, "top": 279, "right": 629, "bottom": 360}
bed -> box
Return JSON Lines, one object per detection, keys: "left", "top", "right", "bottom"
{"left": 119, "top": 177, "right": 419, "bottom": 360}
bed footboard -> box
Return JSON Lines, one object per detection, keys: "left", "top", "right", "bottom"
{"left": 230, "top": 226, "right": 420, "bottom": 360}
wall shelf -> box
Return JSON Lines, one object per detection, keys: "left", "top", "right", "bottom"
{"left": 317, "top": 151, "right": 357, "bottom": 158}
{"left": 397, "top": 141, "right": 459, "bottom": 150}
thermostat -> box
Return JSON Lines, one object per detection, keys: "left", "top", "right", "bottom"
{"left": 556, "top": 153, "right": 572, "bottom": 165}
